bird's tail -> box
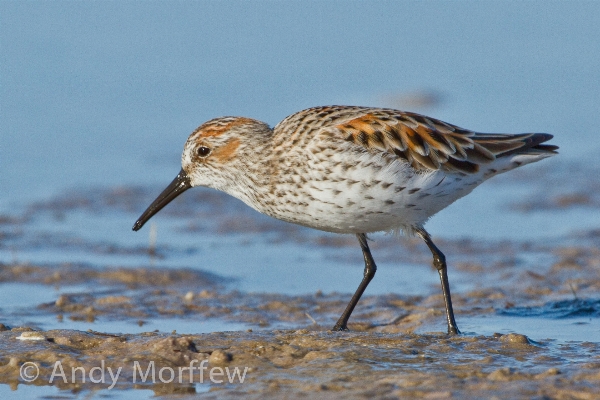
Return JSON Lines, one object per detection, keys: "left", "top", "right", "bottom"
{"left": 471, "top": 132, "right": 558, "bottom": 175}
{"left": 473, "top": 132, "right": 558, "bottom": 158}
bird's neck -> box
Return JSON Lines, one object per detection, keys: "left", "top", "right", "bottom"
{"left": 218, "top": 133, "right": 275, "bottom": 213}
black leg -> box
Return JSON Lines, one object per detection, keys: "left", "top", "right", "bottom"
{"left": 415, "top": 227, "right": 460, "bottom": 334}
{"left": 332, "top": 233, "right": 377, "bottom": 331}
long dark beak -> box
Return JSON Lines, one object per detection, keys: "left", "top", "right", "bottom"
{"left": 132, "top": 168, "right": 192, "bottom": 231}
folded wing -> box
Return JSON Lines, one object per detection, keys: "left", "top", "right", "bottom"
{"left": 328, "top": 110, "right": 557, "bottom": 174}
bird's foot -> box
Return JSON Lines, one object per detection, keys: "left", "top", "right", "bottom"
{"left": 331, "top": 323, "right": 349, "bottom": 332}
{"left": 448, "top": 326, "right": 461, "bottom": 335}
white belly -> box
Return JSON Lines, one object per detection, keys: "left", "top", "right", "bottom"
{"left": 263, "top": 151, "right": 482, "bottom": 234}
{"left": 237, "top": 146, "right": 547, "bottom": 235}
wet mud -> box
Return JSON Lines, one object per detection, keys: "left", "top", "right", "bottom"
{"left": 0, "top": 242, "right": 599, "bottom": 399}
{"left": 2, "top": 327, "right": 599, "bottom": 399}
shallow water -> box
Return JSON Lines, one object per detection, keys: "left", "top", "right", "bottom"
{"left": 461, "top": 315, "right": 600, "bottom": 343}
{"left": 2, "top": 1, "right": 600, "bottom": 398}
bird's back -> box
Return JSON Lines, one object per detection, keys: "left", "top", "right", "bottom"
{"left": 274, "top": 106, "right": 556, "bottom": 172}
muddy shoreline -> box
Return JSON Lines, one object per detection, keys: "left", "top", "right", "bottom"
{"left": 0, "top": 252, "right": 599, "bottom": 398}
{"left": 1, "top": 327, "right": 599, "bottom": 399}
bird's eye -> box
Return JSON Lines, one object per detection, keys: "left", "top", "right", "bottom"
{"left": 197, "top": 146, "right": 211, "bottom": 157}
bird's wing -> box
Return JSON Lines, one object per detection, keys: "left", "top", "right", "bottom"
{"left": 308, "top": 107, "right": 555, "bottom": 174}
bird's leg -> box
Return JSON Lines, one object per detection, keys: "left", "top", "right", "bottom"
{"left": 415, "top": 227, "right": 460, "bottom": 335}
{"left": 332, "top": 233, "right": 377, "bottom": 331}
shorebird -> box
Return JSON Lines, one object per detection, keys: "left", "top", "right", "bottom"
{"left": 133, "top": 106, "right": 557, "bottom": 334}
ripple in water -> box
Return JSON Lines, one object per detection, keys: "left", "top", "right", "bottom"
{"left": 500, "top": 299, "right": 600, "bottom": 318}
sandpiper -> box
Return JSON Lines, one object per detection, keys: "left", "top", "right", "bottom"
{"left": 133, "top": 106, "right": 557, "bottom": 334}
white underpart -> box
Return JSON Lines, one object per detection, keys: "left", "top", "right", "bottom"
{"left": 266, "top": 144, "right": 553, "bottom": 235}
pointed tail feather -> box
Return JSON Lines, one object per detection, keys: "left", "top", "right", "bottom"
{"left": 475, "top": 133, "right": 558, "bottom": 158}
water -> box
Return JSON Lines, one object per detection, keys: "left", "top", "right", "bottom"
{"left": 0, "top": 385, "right": 155, "bottom": 400}
{"left": 461, "top": 315, "right": 600, "bottom": 343}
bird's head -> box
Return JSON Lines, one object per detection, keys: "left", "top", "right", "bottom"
{"left": 133, "top": 116, "right": 271, "bottom": 231}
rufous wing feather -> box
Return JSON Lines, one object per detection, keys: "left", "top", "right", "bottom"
{"left": 335, "top": 110, "right": 556, "bottom": 174}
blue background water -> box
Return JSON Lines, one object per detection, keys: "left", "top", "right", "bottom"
{"left": 1, "top": 2, "right": 600, "bottom": 339}
{"left": 3, "top": 2, "right": 599, "bottom": 235}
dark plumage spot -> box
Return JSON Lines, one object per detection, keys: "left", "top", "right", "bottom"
{"left": 394, "top": 186, "right": 406, "bottom": 192}
{"left": 410, "top": 114, "right": 428, "bottom": 125}
{"left": 385, "top": 129, "right": 403, "bottom": 145}
{"left": 356, "top": 131, "right": 369, "bottom": 146}
{"left": 371, "top": 130, "right": 385, "bottom": 146}
{"left": 385, "top": 200, "right": 395, "bottom": 205}
{"left": 381, "top": 182, "right": 393, "bottom": 189}
{"left": 393, "top": 148, "right": 409, "bottom": 161}
{"left": 365, "top": 195, "right": 374, "bottom": 200}
{"left": 447, "top": 158, "right": 479, "bottom": 174}
{"left": 409, "top": 188, "right": 421, "bottom": 194}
